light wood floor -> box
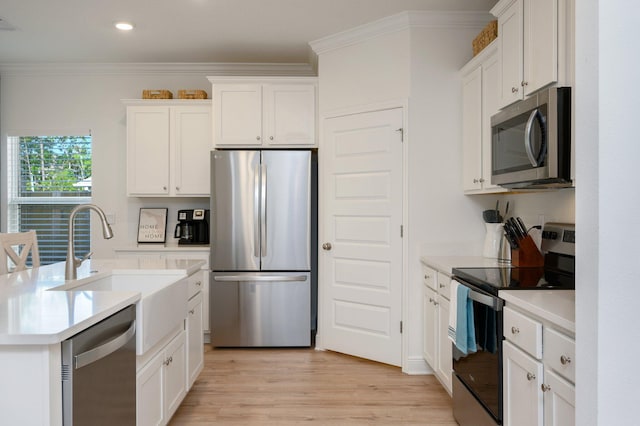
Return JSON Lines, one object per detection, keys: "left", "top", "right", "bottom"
{"left": 170, "top": 346, "right": 457, "bottom": 425}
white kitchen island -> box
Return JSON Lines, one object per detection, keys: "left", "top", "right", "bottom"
{"left": 0, "top": 257, "right": 205, "bottom": 426}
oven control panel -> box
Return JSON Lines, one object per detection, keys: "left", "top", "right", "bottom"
{"left": 541, "top": 223, "right": 575, "bottom": 256}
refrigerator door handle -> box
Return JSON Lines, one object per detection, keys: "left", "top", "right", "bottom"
{"left": 213, "top": 275, "right": 308, "bottom": 282}
{"left": 260, "top": 163, "right": 267, "bottom": 257}
{"left": 253, "top": 163, "right": 261, "bottom": 259}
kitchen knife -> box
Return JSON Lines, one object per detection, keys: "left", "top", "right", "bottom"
{"left": 516, "top": 217, "right": 528, "bottom": 237}
{"left": 503, "top": 222, "right": 520, "bottom": 248}
{"left": 509, "top": 217, "right": 524, "bottom": 240}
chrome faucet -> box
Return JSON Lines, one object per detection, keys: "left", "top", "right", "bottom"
{"left": 65, "top": 204, "right": 114, "bottom": 280}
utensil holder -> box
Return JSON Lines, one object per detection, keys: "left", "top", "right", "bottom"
{"left": 511, "top": 235, "right": 544, "bottom": 267}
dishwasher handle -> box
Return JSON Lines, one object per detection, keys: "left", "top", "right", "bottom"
{"left": 74, "top": 320, "right": 136, "bottom": 369}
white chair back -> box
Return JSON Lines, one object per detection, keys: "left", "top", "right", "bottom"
{"left": 0, "top": 230, "right": 41, "bottom": 274}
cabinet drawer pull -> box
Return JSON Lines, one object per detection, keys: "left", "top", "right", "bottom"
{"left": 424, "top": 274, "right": 430, "bottom": 280}
{"left": 511, "top": 326, "right": 520, "bottom": 334}
{"left": 526, "top": 372, "right": 536, "bottom": 381}
{"left": 195, "top": 280, "right": 202, "bottom": 286}
{"left": 541, "top": 384, "right": 551, "bottom": 392}
{"left": 512, "top": 87, "right": 519, "bottom": 93}
{"left": 269, "top": 136, "right": 274, "bottom": 140}
{"left": 189, "top": 309, "right": 195, "bottom": 315}
{"left": 439, "top": 283, "right": 445, "bottom": 288}
{"left": 560, "top": 355, "right": 572, "bottom": 365}
{"left": 256, "top": 136, "right": 261, "bottom": 140}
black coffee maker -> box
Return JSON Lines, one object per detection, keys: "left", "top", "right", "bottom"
{"left": 174, "top": 209, "right": 209, "bottom": 245}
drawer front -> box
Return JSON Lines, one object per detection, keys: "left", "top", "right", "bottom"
{"left": 421, "top": 264, "right": 437, "bottom": 291}
{"left": 504, "top": 306, "right": 543, "bottom": 359}
{"left": 437, "top": 272, "right": 451, "bottom": 300}
{"left": 187, "top": 271, "right": 206, "bottom": 299}
{"left": 544, "top": 327, "right": 575, "bottom": 383}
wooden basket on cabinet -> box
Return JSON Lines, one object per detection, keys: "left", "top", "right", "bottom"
{"left": 472, "top": 20, "right": 498, "bottom": 56}
{"left": 142, "top": 90, "right": 173, "bottom": 99}
{"left": 178, "top": 90, "right": 208, "bottom": 99}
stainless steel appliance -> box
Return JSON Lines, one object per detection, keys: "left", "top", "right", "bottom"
{"left": 174, "top": 209, "right": 209, "bottom": 245}
{"left": 451, "top": 223, "right": 575, "bottom": 426}
{"left": 61, "top": 304, "right": 136, "bottom": 425}
{"left": 209, "top": 150, "right": 314, "bottom": 347}
{"left": 491, "top": 87, "right": 572, "bottom": 189}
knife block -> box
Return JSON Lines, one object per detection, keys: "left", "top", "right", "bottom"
{"left": 511, "top": 235, "right": 544, "bottom": 267}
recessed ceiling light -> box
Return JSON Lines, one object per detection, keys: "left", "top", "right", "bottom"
{"left": 115, "top": 22, "right": 134, "bottom": 31}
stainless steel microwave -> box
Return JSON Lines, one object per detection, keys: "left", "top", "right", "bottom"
{"left": 490, "top": 87, "right": 572, "bottom": 189}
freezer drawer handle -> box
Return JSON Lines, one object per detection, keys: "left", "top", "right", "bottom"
{"left": 214, "top": 275, "right": 308, "bottom": 282}
{"left": 74, "top": 320, "right": 136, "bottom": 370}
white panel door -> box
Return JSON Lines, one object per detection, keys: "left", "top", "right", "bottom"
{"left": 322, "top": 108, "right": 403, "bottom": 366}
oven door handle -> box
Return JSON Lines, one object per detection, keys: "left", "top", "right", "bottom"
{"left": 467, "top": 286, "right": 504, "bottom": 311}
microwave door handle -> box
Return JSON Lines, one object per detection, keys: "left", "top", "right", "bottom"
{"left": 525, "top": 109, "right": 541, "bottom": 167}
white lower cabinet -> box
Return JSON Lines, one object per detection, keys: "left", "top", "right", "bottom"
{"left": 137, "top": 329, "right": 187, "bottom": 426}
{"left": 502, "top": 303, "right": 575, "bottom": 426}
{"left": 421, "top": 262, "right": 452, "bottom": 394}
{"left": 186, "top": 291, "right": 204, "bottom": 389}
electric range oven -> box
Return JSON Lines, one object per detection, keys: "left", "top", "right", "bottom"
{"left": 451, "top": 223, "right": 575, "bottom": 426}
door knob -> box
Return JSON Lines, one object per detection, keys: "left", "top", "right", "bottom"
{"left": 322, "top": 242, "right": 332, "bottom": 251}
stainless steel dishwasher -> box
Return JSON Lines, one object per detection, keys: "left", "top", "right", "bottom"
{"left": 61, "top": 304, "right": 136, "bottom": 425}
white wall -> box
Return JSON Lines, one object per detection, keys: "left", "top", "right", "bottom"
{"left": 575, "top": 0, "right": 640, "bottom": 423}
{"left": 0, "top": 67, "right": 215, "bottom": 257}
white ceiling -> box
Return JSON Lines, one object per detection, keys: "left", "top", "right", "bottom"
{"left": 0, "top": 0, "right": 496, "bottom": 64}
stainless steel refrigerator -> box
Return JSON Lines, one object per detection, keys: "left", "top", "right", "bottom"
{"left": 210, "top": 150, "right": 314, "bottom": 347}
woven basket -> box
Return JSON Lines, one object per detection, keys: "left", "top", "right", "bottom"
{"left": 472, "top": 20, "right": 498, "bottom": 56}
{"left": 142, "top": 89, "right": 173, "bottom": 99}
{"left": 178, "top": 90, "right": 208, "bottom": 99}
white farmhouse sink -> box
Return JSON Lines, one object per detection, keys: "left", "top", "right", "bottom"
{"left": 65, "top": 274, "right": 187, "bottom": 355}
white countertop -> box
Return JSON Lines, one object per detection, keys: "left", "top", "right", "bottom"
{"left": 0, "top": 257, "right": 205, "bottom": 346}
{"left": 420, "top": 255, "right": 506, "bottom": 274}
{"left": 115, "top": 243, "right": 210, "bottom": 252}
{"left": 500, "top": 290, "right": 576, "bottom": 334}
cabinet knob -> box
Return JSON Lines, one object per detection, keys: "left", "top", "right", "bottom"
{"left": 560, "top": 355, "right": 572, "bottom": 365}
{"left": 424, "top": 274, "right": 431, "bottom": 280}
{"left": 479, "top": 178, "right": 485, "bottom": 183}
{"left": 429, "top": 297, "right": 434, "bottom": 303}
{"left": 176, "top": 186, "right": 180, "bottom": 191}
{"left": 541, "top": 384, "right": 551, "bottom": 392}
{"left": 473, "top": 178, "right": 479, "bottom": 183}
{"left": 189, "top": 309, "right": 195, "bottom": 315}
{"left": 163, "top": 186, "right": 167, "bottom": 190}
{"left": 269, "top": 136, "right": 274, "bottom": 140}
{"left": 511, "top": 87, "right": 519, "bottom": 93}
{"left": 511, "top": 326, "right": 520, "bottom": 334}
{"left": 526, "top": 372, "right": 536, "bottom": 381}
{"left": 439, "top": 283, "right": 445, "bottom": 288}
{"left": 521, "top": 80, "right": 529, "bottom": 87}
{"left": 433, "top": 300, "right": 439, "bottom": 306}
{"left": 256, "top": 136, "right": 261, "bottom": 140}
{"left": 196, "top": 280, "right": 202, "bottom": 286}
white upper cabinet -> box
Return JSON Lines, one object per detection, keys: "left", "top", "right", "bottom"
{"left": 125, "top": 101, "right": 212, "bottom": 197}
{"left": 461, "top": 42, "right": 506, "bottom": 194}
{"left": 492, "top": 0, "right": 566, "bottom": 108}
{"left": 210, "top": 77, "right": 317, "bottom": 148}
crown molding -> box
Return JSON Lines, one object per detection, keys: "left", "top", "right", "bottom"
{"left": 309, "top": 10, "right": 493, "bottom": 55}
{"left": 0, "top": 62, "right": 316, "bottom": 77}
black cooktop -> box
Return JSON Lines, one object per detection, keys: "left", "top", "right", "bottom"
{"left": 453, "top": 266, "right": 575, "bottom": 296}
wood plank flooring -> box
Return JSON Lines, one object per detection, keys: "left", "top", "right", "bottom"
{"left": 170, "top": 346, "right": 457, "bottom": 425}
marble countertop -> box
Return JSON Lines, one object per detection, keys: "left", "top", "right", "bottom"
{"left": 500, "top": 290, "right": 576, "bottom": 334}
{"left": 420, "top": 255, "right": 506, "bottom": 274}
{"left": 0, "top": 257, "right": 205, "bottom": 346}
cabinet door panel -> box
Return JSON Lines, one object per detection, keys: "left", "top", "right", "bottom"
{"left": 462, "top": 66, "right": 483, "bottom": 191}
{"left": 264, "top": 84, "right": 316, "bottom": 146}
{"left": 503, "top": 341, "right": 543, "bottom": 426}
{"left": 499, "top": 0, "right": 524, "bottom": 108}
{"left": 436, "top": 296, "right": 452, "bottom": 393}
{"left": 524, "top": 0, "right": 558, "bottom": 94}
{"left": 187, "top": 292, "right": 204, "bottom": 389}
{"left": 164, "top": 331, "right": 187, "bottom": 420}
{"left": 127, "top": 107, "right": 170, "bottom": 195}
{"left": 543, "top": 368, "right": 575, "bottom": 426}
{"left": 214, "top": 84, "right": 262, "bottom": 145}
{"left": 423, "top": 286, "right": 437, "bottom": 368}
{"left": 137, "top": 351, "right": 165, "bottom": 426}
{"left": 172, "top": 106, "right": 212, "bottom": 196}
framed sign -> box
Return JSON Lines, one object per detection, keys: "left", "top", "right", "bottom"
{"left": 137, "top": 208, "right": 168, "bottom": 243}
